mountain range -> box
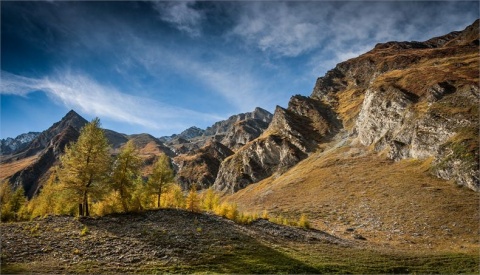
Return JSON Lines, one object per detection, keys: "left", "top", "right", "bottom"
{"left": 1, "top": 20, "right": 478, "bottom": 202}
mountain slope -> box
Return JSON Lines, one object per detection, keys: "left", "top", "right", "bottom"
{"left": 227, "top": 139, "right": 480, "bottom": 252}
{"left": 8, "top": 123, "right": 82, "bottom": 198}
{"left": 213, "top": 95, "right": 340, "bottom": 193}
{"left": 1, "top": 112, "right": 176, "bottom": 198}
{"left": 215, "top": 19, "right": 479, "bottom": 193}
{"left": 166, "top": 107, "right": 273, "bottom": 190}
{"left": 311, "top": 19, "right": 479, "bottom": 190}
{"left": 223, "top": 19, "right": 479, "bottom": 257}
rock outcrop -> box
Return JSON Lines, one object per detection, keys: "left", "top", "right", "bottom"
{"left": 173, "top": 141, "right": 233, "bottom": 190}
{"left": 215, "top": 20, "right": 479, "bottom": 193}
{"left": 213, "top": 95, "right": 340, "bottom": 193}
{"left": 164, "top": 107, "right": 273, "bottom": 189}
{"left": 311, "top": 20, "right": 479, "bottom": 191}
{"left": 159, "top": 126, "right": 205, "bottom": 143}
{"left": 164, "top": 107, "right": 273, "bottom": 154}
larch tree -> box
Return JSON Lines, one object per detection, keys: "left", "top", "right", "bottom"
{"left": 111, "top": 140, "right": 143, "bottom": 212}
{"left": 148, "top": 153, "right": 174, "bottom": 208}
{"left": 186, "top": 185, "right": 200, "bottom": 212}
{"left": 0, "top": 184, "right": 27, "bottom": 221}
{"left": 58, "top": 118, "right": 111, "bottom": 217}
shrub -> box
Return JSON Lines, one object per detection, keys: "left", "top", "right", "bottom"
{"left": 80, "top": 225, "right": 89, "bottom": 236}
{"left": 298, "top": 213, "right": 310, "bottom": 229}
{"left": 262, "top": 209, "right": 269, "bottom": 219}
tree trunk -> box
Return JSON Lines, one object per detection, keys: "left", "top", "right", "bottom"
{"left": 85, "top": 198, "right": 89, "bottom": 217}
{"left": 79, "top": 203, "right": 83, "bottom": 216}
{"left": 120, "top": 188, "right": 128, "bottom": 212}
{"left": 157, "top": 185, "right": 162, "bottom": 208}
{"left": 83, "top": 191, "right": 89, "bottom": 217}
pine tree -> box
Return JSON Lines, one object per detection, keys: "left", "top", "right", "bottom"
{"left": 147, "top": 154, "right": 174, "bottom": 208}
{"left": 57, "top": 118, "right": 111, "bottom": 217}
{"left": 111, "top": 140, "right": 142, "bottom": 212}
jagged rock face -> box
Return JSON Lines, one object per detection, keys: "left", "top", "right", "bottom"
{"left": 214, "top": 135, "right": 307, "bottom": 193}
{"left": 0, "top": 132, "right": 40, "bottom": 156}
{"left": 168, "top": 112, "right": 273, "bottom": 188}
{"left": 159, "top": 126, "right": 205, "bottom": 143}
{"left": 173, "top": 141, "right": 233, "bottom": 190}
{"left": 220, "top": 119, "right": 270, "bottom": 151}
{"left": 163, "top": 107, "right": 273, "bottom": 155}
{"left": 204, "top": 107, "right": 272, "bottom": 136}
{"left": 214, "top": 95, "right": 339, "bottom": 193}
{"left": 215, "top": 20, "right": 479, "bottom": 193}
{"left": 312, "top": 20, "right": 479, "bottom": 191}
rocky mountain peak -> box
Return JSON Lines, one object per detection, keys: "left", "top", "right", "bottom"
{"left": 179, "top": 126, "right": 206, "bottom": 140}
{"left": 213, "top": 95, "right": 340, "bottom": 193}
{"left": 22, "top": 110, "right": 87, "bottom": 157}
{"left": 204, "top": 107, "right": 273, "bottom": 136}
{"left": 0, "top": 132, "right": 40, "bottom": 156}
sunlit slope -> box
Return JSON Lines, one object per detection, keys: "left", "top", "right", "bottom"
{"left": 227, "top": 138, "right": 479, "bottom": 253}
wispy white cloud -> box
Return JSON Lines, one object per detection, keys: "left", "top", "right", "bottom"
{"left": 152, "top": 1, "right": 204, "bottom": 37}
{"left": 232, "top": 2, "right": 326, "bottom": 57}
{"left": 230, "top": 1, "right": 477, "bottom": 63}
{"left": 0, "top": 70, "right": 221, "bottom": 131}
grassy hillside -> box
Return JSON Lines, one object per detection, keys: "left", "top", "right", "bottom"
{"left": 227, "top": 136, "right": 480, "bottom": 254}
{"left": 0, "top": 156, "right": 38, "bottom": 182}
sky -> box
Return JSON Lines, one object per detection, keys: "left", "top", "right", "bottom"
{"left": 1, "top": 1, "right": 478, "bottom": 139}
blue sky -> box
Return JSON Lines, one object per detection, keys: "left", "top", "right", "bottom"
{"left": 1, "top": 1, "right": 478, "bottom": 138}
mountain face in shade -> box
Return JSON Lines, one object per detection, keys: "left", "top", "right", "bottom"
{"left": 6, "top": 111, "right": 87, "bottom": 198}
{"left": 173, "top": 141, "right": 234, "bottom": 190}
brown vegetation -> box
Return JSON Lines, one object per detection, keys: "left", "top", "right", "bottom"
{"left": 227, "top": 141, "right": 480, "bottom": 254}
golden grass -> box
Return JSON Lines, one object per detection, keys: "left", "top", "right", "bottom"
{"left": 0, "top": 156, "right": 39, "bottom": 181}
{"left": 226, "top": 142, "right": 480, "bottom": 254}
{"left": 373, "top": 52, "right": 479, "bottom": 98}
{"left": 335, "top": 88, "right": 365, "bottom": 130}
{"left": 139, "top": 141, "right": 164, "bottom": 155}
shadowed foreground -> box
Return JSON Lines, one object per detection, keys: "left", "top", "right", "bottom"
{"left": 1, "top": 209, "right": 478, "bottom": 274}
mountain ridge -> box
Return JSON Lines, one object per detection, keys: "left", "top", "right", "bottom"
{"left": 213, "top": 19, "right": 479, "bottom": 193}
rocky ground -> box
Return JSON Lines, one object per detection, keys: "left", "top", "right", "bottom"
{"left": 1, "top": 209, "right": 478, "bottom": 274}
{"left": 1, "top": 209, "right": 347, "bottom": 273}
